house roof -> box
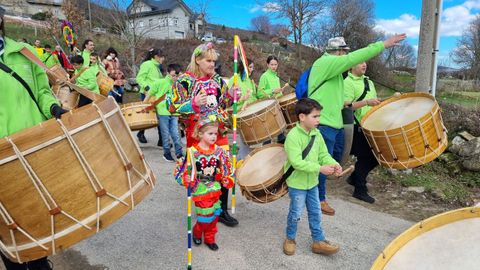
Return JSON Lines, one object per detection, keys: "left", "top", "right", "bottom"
{"left": 26, "top": 0, "right": 62, "bottom": 6}
{"left": 128, "top": 0, "right": 193, "bottom": 18}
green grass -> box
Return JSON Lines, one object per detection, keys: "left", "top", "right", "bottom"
{"left": 437, "top": 91, "right": 480, "bottom": 109}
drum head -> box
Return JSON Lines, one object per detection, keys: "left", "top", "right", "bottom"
{"left": 363, "top": 96, "right": 435, "bottom": 131}
{"left": 237, "top": 144, "right": 286, "bottom": 187}
{"left": 278, "top": 92, "right": 296, "bottom": 103}
{"left": 238, "top": 99, "right": 276, "bottom": 118}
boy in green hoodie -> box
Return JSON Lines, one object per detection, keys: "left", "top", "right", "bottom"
{"left": 71, "top": 55, "right": 99, "bottom": 107}
{"left": 40, "top": 44, "right": 59, "bottom": 68}
{"left": 282, "top": 98, "right": 342, "bottom": 256}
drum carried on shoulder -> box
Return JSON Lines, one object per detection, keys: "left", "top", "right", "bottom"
{"left": 0, "top": 97, "right": 156, "bottom": 263}
{"left": 52, "top": 83, "right": 79, "bottom": 111}
{"left": 361, "top": 93, "right": 448, "bottom": 170}
{"left": 97, "top": 72, "right": 115, "bottom": 97}
{"left": 47, "top": 64, "right": 69, "bottom": 86}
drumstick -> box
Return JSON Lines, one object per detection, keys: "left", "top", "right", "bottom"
{"left": 337, "top": 165, "right": 355, "bottom": 178}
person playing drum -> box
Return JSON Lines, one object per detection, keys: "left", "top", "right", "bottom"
{"left": 174, "top": 116, "right": 234, "bottom": 251}
{"left": 227, "top": 58, "right": 257, "bottom": 160}
{"left": 308, "top": 34, "right": 406, "bottom": 216}
{"left": 70, "top": 55, "right": 100, "bottom": 107}
{"left": 283, "top": 98, "right": 341, "bottom": 256}
{"left": 344, "top": 62, "right": 401, "bottom": 203}
{"left": 0, "top": 6, "right": 67, "bottom": 269}
{"left": 167, "top": 42, "right": 240, "bottom": 227}
{"left": 257, "top": 55, "right": 287, "bottom": 99}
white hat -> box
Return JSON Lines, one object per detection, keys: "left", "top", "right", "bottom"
{"left": 326, "top": 37, "right": 350, "bottom": 51}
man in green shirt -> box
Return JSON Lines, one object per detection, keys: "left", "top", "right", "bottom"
{"left": 71, "top": 55, "right": 99, "bottom": 107}
{"left": 308, "top": 34, "right": 406, "bottom": 215}
{"left": 40, "top": 44, "right": 60, "bottom": 68}
{"left": 81, "top": 39, "right": 94, "bottom": 68}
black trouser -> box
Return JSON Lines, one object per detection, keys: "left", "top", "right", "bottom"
{"left": 1, "top": 253, "right": 49, "bottom": 270}
{"left": 137, "top": 126, "right": 162, "bottom": 142}
{"left": 220, "top": 185, "right": 229, "bottom": 211}
{"left": 78, "top": 94, "right": 92, "bottom": 107}
{"left": 350, "top": 125, "right": 378, "bottom": 192}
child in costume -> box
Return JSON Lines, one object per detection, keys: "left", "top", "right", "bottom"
{"left": 174, "top": 116, "right": 234, "bottom": 251}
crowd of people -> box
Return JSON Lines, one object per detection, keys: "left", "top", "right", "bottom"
{"left": 0, "top": 5, "right": 407, "bottom": 268}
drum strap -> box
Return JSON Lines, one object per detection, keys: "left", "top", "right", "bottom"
{"left": 353, "top": 78, "right": 370, "bottom": 126}
{"left": 280, "top": 135, "right": 316, "bottom": 182}
{"left": 0, "top": 61, "right": 46, "bottom": 118}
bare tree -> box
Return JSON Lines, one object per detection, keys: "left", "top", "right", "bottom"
{"left": 251, "top": 15, "right": 271, "bottom": 34}
{"left": 61, "top": 0, "right": 87, "bottom": 37}
{"left": 452, "top": 14, "right": 480, "bottom": 80}
{"left": 193, "top": 0, "right": 212, "bottom": 37}
{"left": 91, "top": 0, "right": 160, "bottom": 75}
{"left": 383, "top": 41, "right": 416, "bottom": 69}
{"left": 313, "top": 0, "right": 376, "bottom": 50}
{"left": 258, "top": 0, "right": 326, "bottom": 57}
{"left": 271, "top": 24, "right": 291, "bottom": 38}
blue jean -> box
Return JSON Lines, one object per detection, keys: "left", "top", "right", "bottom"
{"left": 286, "top": 186, "right": 325, "bottom": 241}
{"left": 109, "top": 85, "right": 124, "bottom": 103}
{"left": 318, "top": 126, "right": 344, "bottom": 201}
{"left": 158, "top": 115, "right": 183, "bottom": 156}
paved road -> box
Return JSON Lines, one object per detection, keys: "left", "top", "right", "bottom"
{"left": 1, "top": 129, "right": 413, "bottom": 270}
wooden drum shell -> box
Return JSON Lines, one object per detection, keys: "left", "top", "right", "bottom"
{"left": 52, "top": 84, "right": 79, "bottom": 111}
{"left": 120, "top": 102, "right": 158, "bottom": 131}
{"left": 97, "top": 72, "right": 115, "bottom": 97}
{"left": 278, "top": 93, "right": 298, "bottom": 129}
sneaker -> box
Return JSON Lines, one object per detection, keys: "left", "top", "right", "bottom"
{"left": 311, "top": 240, "right": 339, "bottom": 255}
{"left": 205, "top": 243, "right": 219, "bottom": 251}
{"left": 353, "top": 190, "right": 375, "bottom": 204}
{"left": 283, "top": 239, "right": 296, "bottom": 255}
{"left": 157, "top": 140, "right": 162, "bottom": 147}
{"left": 218, "top": 211, "right": 239, "bottom": 227}
{"left": 163, "top": 153, "right": 175, "bottom": 163}
{"left": 321, "top": 201, "right": 335, "bottom": 216}
{"left": 176, "top": 153, "right": 184, "bottom": 159}
{"left": 137, "top": 133, "right": 147, "bottom": 143}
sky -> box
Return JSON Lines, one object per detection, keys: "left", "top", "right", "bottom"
{"left": 181, "top": 0, "right": 480, "bottom": 67}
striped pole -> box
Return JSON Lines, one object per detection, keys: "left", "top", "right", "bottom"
{"left": 231, "top": 35, "right": 239, "bottom": 214}
{"left": 187, "top": 149, "right": 193, "bottom": 270}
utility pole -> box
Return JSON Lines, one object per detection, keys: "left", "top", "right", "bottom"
{"left": 88, "top": 0, "right": 92, "bottom": 30}
{"left": 415, "top": 0, "right": 443, "bottom": 96}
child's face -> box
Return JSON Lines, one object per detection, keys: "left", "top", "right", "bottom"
{"left": 300, "top": 109, "right": 321, "bottom": 130}
{"left": 199, "top": 125, "right": 218, "bottom": 145}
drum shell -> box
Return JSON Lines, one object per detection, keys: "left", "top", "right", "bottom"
{"left": 52, "top": 84, "right": 79, "bottom": 111}
{"left": 361, "top": 93, "right": 448, "bottom": 170}
{"left": 236, "top": 144, "right": 288, "bottom": 203}
{"left": 0, "top": 98, "right": 155, "bottom": 263}
{"left": 278, "top": 93, "right": 298, "bottom": 129}
{"left": 237, "top": 99, "right": 286, "bottom": 145}
{"left": 47, "top": 65, "right": 69, "bottom": 86}
{"left": 121, "top": 102, "right": 158, "bottom": 131}
{"left": 97, "top": 72, "right": 115, "bottom": 97}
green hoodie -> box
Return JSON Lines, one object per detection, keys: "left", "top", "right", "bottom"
{"left": 284, "top": 123, "right": 338, "bottom": 190}
{"left": 0, "top": 38, "right": 58, "bottom": 138}
{"left": 227, "top": 75, "right": 257, "bottom": 108}
{"left": 40, "top": 52, "right": 59, "bottom": 68}
{"left": 343, "top": 72, "right": 377, "bottom": 122}
{"left": 308, "top": 41, "right": 385, "bottom": 129}
{"left": 257, "top": 68, "right": 281, "bottom": 99}
{"left": 136, "top": 59, "right": 163, "bottom": 94}
{"left": 75, "top": 66, "right": 100, "bottom": 94}
{"left": 149, "top": 75, "right": 174, "bottom": 116}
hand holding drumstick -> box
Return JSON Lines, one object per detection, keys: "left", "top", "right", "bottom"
{"left": 273, "top": 83, "right": 289, "bottom": 94}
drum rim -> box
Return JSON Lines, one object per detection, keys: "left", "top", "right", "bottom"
{"left": 277, "top": 92, "right": 297, "bottom": 104}
{"left": 237, "top": 98, "right": 278, "bottom": 118}
{"left": 371, "top": 206, "right": 480, "bottom": 269}
{"left": 237, "top": 143, "right": 286, "bottom": 189}
{"left": 361, "top": 92, "right": 436, "bottom": 132}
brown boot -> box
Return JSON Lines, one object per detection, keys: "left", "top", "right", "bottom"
{"left": 312, "top": 240, "right": 339, "bottom": 255}
{"left": 283, "top": 239, "right": 296, "bottom": 256}
{"left": 321, "top": 201, "right": 335, "bottom": 216}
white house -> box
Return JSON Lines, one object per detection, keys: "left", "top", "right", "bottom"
{"left": 127, "top": 0, "right": 204, "bottom": 40}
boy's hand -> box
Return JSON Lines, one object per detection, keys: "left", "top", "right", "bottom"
{"left": 333, "top": 165, "right": 343, "bottom": 177}
{"left": 320, "top": 165, "right": 335, "bottom": 175}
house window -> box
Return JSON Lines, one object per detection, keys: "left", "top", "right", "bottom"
{"left": 149, "top": 19, "right": 153, "bottom": 26}
{"left": 139, "top": 21, "right": 144, "bottom": 27}
{"left": 175, "top": 31, "right": 184, "bottom": 39}
{"left": 174, "top": 19, "right": 178, "bottom": 26}
{"left": 190, "top": 23, "right": 193, "bottom": 30}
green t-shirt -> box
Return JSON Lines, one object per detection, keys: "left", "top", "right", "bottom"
{"left": 136, "top": 59, "right": 163, "bottom": 94}
{"left": 40, "top": 52, "right": 59, "bottom": 68}
{"left": 257, "top": 68, "right": 282, "bottom": 99}
{"left": 308, "top": 41, "right": 385, "bottom": 129}
{"left": 149, "top": 75, "right": 174, "bottom": 116}
{"left": 75, "top": 66, "right": 100, "bottom": 94}
{"left": 343, "top": 72, "right": 377, "bottom": 123}
{"left": 82, "top": 50, "right": 91, "bottom": 68}
{"left": 227, "top": 75, "right": 257, "bottom": 108}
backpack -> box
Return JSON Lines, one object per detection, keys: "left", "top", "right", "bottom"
{"left": 295, "top": 67, "right": 326, "bottom": 99}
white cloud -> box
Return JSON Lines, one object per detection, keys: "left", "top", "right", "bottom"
{"left": 249, "top": 5, "right": 261, "bottom": 13}
{"left": 375, "top": 0, "right": 480, "bottom": 38}
{"left": 262, "top": 2, "right": 281, "bottom": 12}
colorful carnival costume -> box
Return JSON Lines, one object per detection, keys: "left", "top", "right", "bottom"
{"left": 175, "top": 143, "right": 234, "bottom": 245}
{"left": 167, "top": 72, "right": 232, "bottom": 147}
